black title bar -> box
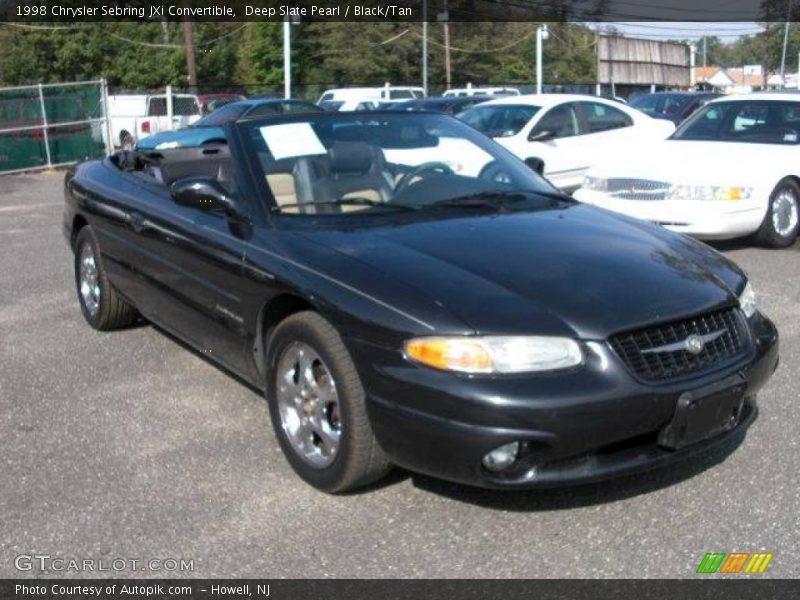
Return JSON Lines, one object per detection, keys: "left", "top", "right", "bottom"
{"left": 0, "top": 0, "right": 786, "bottom": 22}
{"left": 1, "top": 579, "right": 799, "bottom": 600}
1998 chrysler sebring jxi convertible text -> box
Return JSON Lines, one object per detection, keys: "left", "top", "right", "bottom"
{"left": 63, "top": 112, "right": 779, "bottom": 493}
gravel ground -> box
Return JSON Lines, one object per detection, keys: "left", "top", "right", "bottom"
{"left": 1, "top": 171, "right": 797, "bottom": 579}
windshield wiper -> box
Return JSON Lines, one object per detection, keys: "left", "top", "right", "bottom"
{"left": 430, "top": 189, "right": 574, "bottom": 209}
{"left": 271, "top": 197, "right": 419, "bottom": 213}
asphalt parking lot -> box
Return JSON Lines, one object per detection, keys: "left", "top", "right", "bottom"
{"left": 1, "top": 170, "right": 798, "bottom": 579}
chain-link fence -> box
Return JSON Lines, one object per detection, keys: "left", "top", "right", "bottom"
{"left": 0, "top": 80, "right": 109, "bottom": 175}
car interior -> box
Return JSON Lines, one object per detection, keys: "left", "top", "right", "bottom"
{"left": 112, "top": 118, "right": 524, "bottom": 215}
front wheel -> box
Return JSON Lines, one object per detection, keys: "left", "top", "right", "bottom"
{"left": 265, "top": 311, "right": 391, "bottom": 493}
{"left": 754, "top": 180, "right": 800, "bottom": 248}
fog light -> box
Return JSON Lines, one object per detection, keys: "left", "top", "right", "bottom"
{"left": 482, "top": 442, "right": 520, "bottom": 472}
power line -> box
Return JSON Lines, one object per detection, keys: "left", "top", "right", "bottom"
{"left": 412, "top": 28, "right": 537, "bottom": 54}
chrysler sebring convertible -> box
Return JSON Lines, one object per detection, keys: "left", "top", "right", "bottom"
{"left": 63, "top": 112, "right": 778, "bottom": 493}
{"left": 575, "top": 94, "right": 800, "bottom": 247}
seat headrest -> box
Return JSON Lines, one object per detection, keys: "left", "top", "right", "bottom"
{"left": 328, "top": 141, "right": 374, "bottom": 175}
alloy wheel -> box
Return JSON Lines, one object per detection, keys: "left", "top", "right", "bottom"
{"left": 78, "top": 242, "right": 100, "bottom": 317}
{"left": 772, "top": 187, "right": 799, "bottom": 238}
{"left": 276, "top": 342, "right": 342, "bottom": 468}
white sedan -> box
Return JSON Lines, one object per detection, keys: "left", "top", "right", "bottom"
{"left": 574, "top": 93, "right": 800, "bottom": 248}
{"left": 458, "top": 94, "right": 674, "bottom": 191}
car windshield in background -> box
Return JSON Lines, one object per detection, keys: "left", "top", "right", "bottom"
{"left": 630, "top": 94, "right": 689, "bottom": 116}
{"left": 319, "top": 100, "right": 345, "bottom": 111}
{"left": 242, "top": 112, "right": 555, "bottom": 215}
{"left": 193, "top": 103, "right": 248, "bottom": 127}
{"left": 457, "top": 104, "right": 539, "bottom": 137}
{"left": 672, "top": 100, "right": 800, "bottom": 144}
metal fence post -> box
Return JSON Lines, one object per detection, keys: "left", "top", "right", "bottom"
{"left": 101, "top": 78, "right": 113, "bottom": 156}
{"left": 166, "top": 84, "right": 173, "bottom": 130}
{"left": 37, "top": 83, "right": 52, "bottom": 169}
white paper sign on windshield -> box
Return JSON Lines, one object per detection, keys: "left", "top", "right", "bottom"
{"left": 259, "top": 123, "right": 327, "bottom": 161}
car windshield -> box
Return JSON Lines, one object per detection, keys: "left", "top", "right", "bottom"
{"left": 631, "top": 94, "right": 689, "bottom": 116}
{"left": 193, "top": 103, "right": 248, "bottom": 127}
{"left": 457, "top": 104, "right": 540, "bottom": 137}
{"left": 242, "top": 112, "right": 557, "bottom": 216}
{"left": 202, "top": 96, "right": 241, "bottom": 113}
{"left": 672, "top": 100, "right": 800, "bottom": 144}
{"left": 319, "top": 100, "right": 344, "bottom": 111}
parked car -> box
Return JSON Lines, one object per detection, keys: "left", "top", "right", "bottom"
{"left": 64, "top": 111, "right": 778, "bottom": 493}
{"left": 106, "top": 92, "right": 240, "bottom": 150}
{"left": 317, "top": 86, "right": 425, "bottom": 107}
{"left": 629, "top": 92, "right": 721, "bottom": 125}
{"left": 136, "top": 98, "right": 322, "bottom": 150}
{"left": 444, "top": 86, "right": 520, "bottom": 97}
{"left": 383, "top": 95, "right": 493, "bottom": 115}
{"left": 574, "top": 94, "right": 800, "bottom": 248}
{"left": 458, "top": 94, "right": 675, "bottom": 191}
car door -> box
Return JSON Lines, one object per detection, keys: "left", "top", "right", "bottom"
{"left": 115, "top": 156, "right": 257, "bottom": 378}
{"left": 524, "top": 102, "right": 585, "bottom": 189}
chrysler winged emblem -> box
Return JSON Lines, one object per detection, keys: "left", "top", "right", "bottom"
{"left": 683, "top": 334, "right": 706, "bottom": 355}
{"left": 641, "top": 330, "right": 727, "bottom": 356}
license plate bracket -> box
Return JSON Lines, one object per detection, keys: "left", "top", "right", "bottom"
{"left": 658, "top": 375, "right": 746, "bottom": 450}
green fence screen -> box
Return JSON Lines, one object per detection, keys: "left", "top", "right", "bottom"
{"left": 0, "top": 81, "right": 106, "bottom": 174}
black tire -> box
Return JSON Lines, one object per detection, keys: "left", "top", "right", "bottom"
{"left": 265, "top": 311, "right": 391, "bottom": 493}
{"left": 120, "top": 132, "right": 134, "bottom": 151}
{"left": 754, "top": 179, "right": 800, "bottom": 248}
{"left": 74, "top": 227, "right": 138, "bottom": 331}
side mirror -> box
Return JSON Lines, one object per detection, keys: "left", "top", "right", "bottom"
{"left": 524, "top": 157, "right": 545, "bottom": 175}
{"left": 170, "top": 177, "right": 236, "bottom": 215}
{"left": 528, "top": 129, "right": 556, "bottom": 142}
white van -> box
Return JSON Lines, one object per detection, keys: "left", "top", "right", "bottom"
{"left": 105, "top": 93, "right": 205, "bottom": 149}
{"left": 443, "top": 86, "right": 521, "bottom": 98}
{"left": 317, "top": 85, "right": 425, "bottom": 111}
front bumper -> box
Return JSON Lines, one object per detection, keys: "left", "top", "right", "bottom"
{"left": 351, "top": 313, "right": 779, "bottom": 489}
{"left": 574, "top": 189, "right": 765, "bottom": 240}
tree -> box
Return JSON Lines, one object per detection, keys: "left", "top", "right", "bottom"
{"left": 234, "top": 22, "right": 284, "bottom": 89}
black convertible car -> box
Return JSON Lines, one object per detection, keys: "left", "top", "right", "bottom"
{"left": 63, "top": 111, "right": 779, "bottom": 493}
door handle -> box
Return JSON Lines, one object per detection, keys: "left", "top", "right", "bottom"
{"left": 129, "top": 212, "right": 144, "bottom": 233}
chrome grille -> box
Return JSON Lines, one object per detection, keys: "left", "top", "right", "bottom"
{"left": 609, "top": 308, "right": 748, "bottom": 381}
{"left": 606, "top": 178, "right": 670, "bottom": 201}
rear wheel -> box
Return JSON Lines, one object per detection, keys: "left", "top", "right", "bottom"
{"left": 74, "top": 227, "right": 138, "bottom": 330}
{"left": 265, "top": 311, "right": 391, "bottom": 493}
{"left": 754, "top": 179, "right": 800, "bottom": 248}
{"left": 120, "top": 132, "right": 134, "bottom": 151}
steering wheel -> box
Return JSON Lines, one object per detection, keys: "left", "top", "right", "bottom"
{"left": 394, "top": 161, "right": 454, "bottom": 196}
{"left": 478, "top": 161, "right": 514, "bottom": 185}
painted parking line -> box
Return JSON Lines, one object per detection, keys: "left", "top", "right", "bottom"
{"left": 0, "top": 202, "right": 61, "bottom": 212}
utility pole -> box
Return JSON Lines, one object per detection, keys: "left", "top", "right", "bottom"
{"left": 536, "top": 24, "right": 549, "bottom": 94}
{"left": 422, "top": 0, "right": 428, "bottom": 96}
{"left": 283, "top": 17, "right": 291, "bottom": 99}
{"left": 182, "top": 19, "right": 197, "bottom": 92}
{"left": 703, "top": 36, "right": 707, "bottom": 68}
{"left": 442, "top": 0, "right": 451, "bottom": 90}
{"left": 780, "top": 9, "right": 792, "bottom": 89}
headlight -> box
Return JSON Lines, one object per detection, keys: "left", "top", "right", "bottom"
{"left": 583, "top": 175, "right": 608, "bottom": 192}
{"left": 404, "top": 336, "right": 583, "bottom": 374}
{"left": 738, "top": 281, "right": 757, "bottom": 318}
{"left": 667, "top": 185, "right": 752, "bottom": 201}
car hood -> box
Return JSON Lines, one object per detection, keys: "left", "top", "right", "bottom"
{"left": 297, "top": 204, "right": 746, "bottom": 339}
{"left": 589, "top": 139, "right": 788, "bottom": 186}
{"left": 136, "top": 127, "right": 223, "bottom": 150}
